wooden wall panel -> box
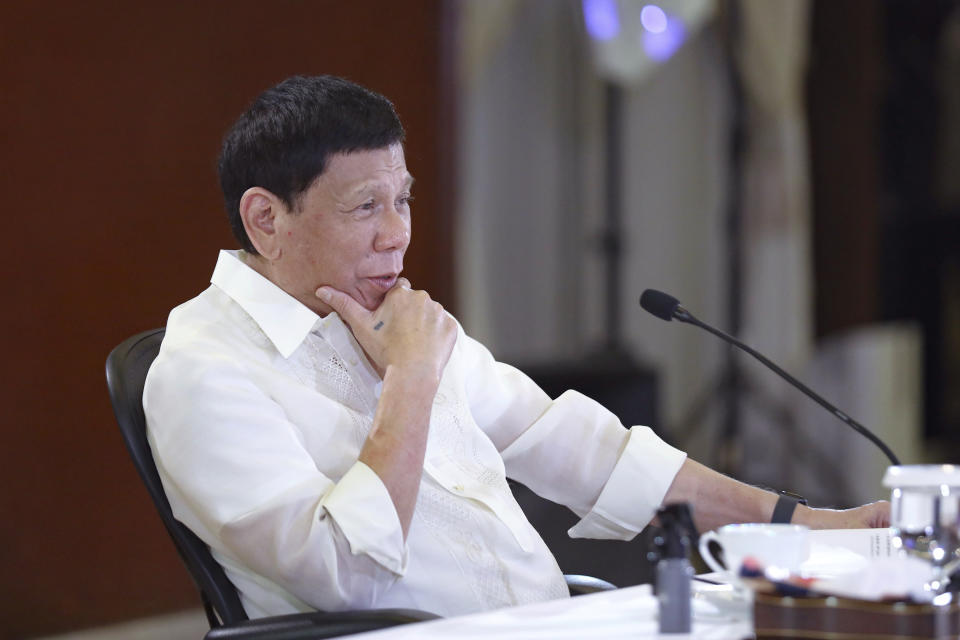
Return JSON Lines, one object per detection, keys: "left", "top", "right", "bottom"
{"left": 807, "top": 0, "right": 883, "bottom": 337}
{"left": 0, "top": 2, "right": 449, "bottom": 636}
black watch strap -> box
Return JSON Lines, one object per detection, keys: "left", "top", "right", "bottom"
{"left": 771, "top": 491, "right": 807, "bottom": 524}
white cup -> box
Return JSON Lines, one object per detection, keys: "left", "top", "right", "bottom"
{"left": 698, "top": 523, "right": 810, "bottom": 579}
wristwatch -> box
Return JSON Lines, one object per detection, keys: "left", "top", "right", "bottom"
{"left": 771, "top": 490, "right": 808, "bottom": 524}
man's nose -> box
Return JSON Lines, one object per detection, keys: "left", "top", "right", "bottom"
{"left": 374, "top": 205, "right": 410, "bottom": 252}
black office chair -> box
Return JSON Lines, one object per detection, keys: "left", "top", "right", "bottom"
{"left": 106, "top": 329, "right": 614, "bottom": 639}
{"left": 106, "top": 329, "right": 438, "bottom": 639}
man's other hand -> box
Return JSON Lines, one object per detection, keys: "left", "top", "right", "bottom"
{"left": 795, "top": 500, "right": 891, "bottom": 529}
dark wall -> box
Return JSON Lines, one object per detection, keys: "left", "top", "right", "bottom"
{"left": 0, "top": 2, "right": 451, "bottom": 637}
{"left": 807, "top": 0, "right": 884, "bottom": 338}
{"left": 808, "top": 0, "right": 960, "bottom": 442}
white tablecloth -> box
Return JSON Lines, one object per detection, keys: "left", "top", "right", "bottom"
{"left": 342, "top": 581, "right": 753, "bottom": 639}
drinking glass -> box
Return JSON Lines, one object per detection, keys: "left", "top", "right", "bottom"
{"left": 883, "top": 465, "right": 960, "bottom": 592}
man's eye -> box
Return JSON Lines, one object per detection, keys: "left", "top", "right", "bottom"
{"left": 359, "top": 201, "right": 376, "bottom": 211}
{"left": 398, "top": 195, "right": 414, "bottom": 207}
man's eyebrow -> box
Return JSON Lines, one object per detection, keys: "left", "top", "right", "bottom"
{"left": 348, "top": 174, "right": 415, "bottom": 197}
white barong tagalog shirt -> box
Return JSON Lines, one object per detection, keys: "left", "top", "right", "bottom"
{"left": 144, "top": 250, "right": 687, "bottom": 618}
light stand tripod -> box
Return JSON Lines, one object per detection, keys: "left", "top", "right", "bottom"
{"left": 668, "top": 0, "right": 798, "bottom": 476}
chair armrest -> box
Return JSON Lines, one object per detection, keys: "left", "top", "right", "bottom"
{"left": 204, "top": 608, "right": 439, "bottom": 640}
{"left": 203, "top": 577, "right": 613, "bottom": 639}
{"left": 564, "top": 573, "right": 617, "bottom": 596}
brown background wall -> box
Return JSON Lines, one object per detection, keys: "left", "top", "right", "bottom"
{"left": 0, "top": 2, "right": 451, "bottom": 637}
{"left": 808, "top": 0, "right": 882, "bottom": 338}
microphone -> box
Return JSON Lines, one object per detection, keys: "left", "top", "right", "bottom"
{"left": 639, "top": 289, "right": 901, "bottom": 466}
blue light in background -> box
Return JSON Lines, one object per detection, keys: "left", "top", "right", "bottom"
{"left": 642, "top": 11, "right": 686, "bottom": 61}
{"left": 583, "top": 0, "right": 620, "bottom": 41}
{"left": 640, "top": 4, "right": 668, "bottom": 34}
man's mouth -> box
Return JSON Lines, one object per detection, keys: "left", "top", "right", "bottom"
{"left": 367, "top": 274, "right": 398, "bottom": 291}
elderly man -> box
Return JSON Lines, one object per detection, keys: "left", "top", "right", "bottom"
{"left": 144, "top": 75, "right": 888, "bottom": 620}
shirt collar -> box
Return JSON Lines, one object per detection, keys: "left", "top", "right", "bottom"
{"left": 210, "top": 249, "right": 322, "bottom": 358}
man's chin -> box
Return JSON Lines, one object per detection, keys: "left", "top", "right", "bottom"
{"left": 358, "top": 291, "right": 386, "bottom": 312}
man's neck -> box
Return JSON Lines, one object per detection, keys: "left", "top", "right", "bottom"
{"left": 239, "top": 249, "right": 270, "bottom": 279}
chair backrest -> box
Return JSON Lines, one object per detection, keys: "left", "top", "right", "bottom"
{"left": 106, "top": 328, "right": 248, "bottom": 627}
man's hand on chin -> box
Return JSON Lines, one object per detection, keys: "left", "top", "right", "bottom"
{"left": 316, "top": 279, "right": 456, "bottom": 383}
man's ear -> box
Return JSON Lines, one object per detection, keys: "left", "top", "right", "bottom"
{"left": 239, "top": 187, "right": 284, "bottom": 260}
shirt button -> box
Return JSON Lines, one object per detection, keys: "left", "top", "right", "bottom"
{"left": 453, "top": 484, "right": 464, "bottom": 492}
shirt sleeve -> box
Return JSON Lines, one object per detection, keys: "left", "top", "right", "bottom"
{"left": 144, "top": 345, "right": 407, "bottom": 612}
{"left": 458, "top": 327, "right": 687, "bottom": 540}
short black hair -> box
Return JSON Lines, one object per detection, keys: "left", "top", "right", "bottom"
{"left": 218, "top": 75, "right": 405, "bottom": 254}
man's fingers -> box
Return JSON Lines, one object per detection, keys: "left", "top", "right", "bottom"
{"left": 871, "top": 501, "right": 891, "bottom": 528}
{"left": 396, "top": 277, "right": 411, "bottom": 290}
{"left": 316, "top": 286, "right": 368, "bottom": 325}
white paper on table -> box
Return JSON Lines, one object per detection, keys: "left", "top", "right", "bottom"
{"left": 801, "top": 529, "right": 937, "bottom": 601}
{"left": 813, "top": 556, "right": 937, "bottom": 601}
{"left": 807, "top": 528, "right": 895, "bottom": 559}
{"left": 801, "top": 528, "right": 894, "bottom": 579}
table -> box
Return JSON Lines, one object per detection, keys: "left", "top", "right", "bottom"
{"left": 340, "top": 581, "right": 754, "bottom": 639}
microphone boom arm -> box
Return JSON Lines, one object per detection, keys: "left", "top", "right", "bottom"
{"left": 671, "top": 305, "right": 902, "bottom": 467}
